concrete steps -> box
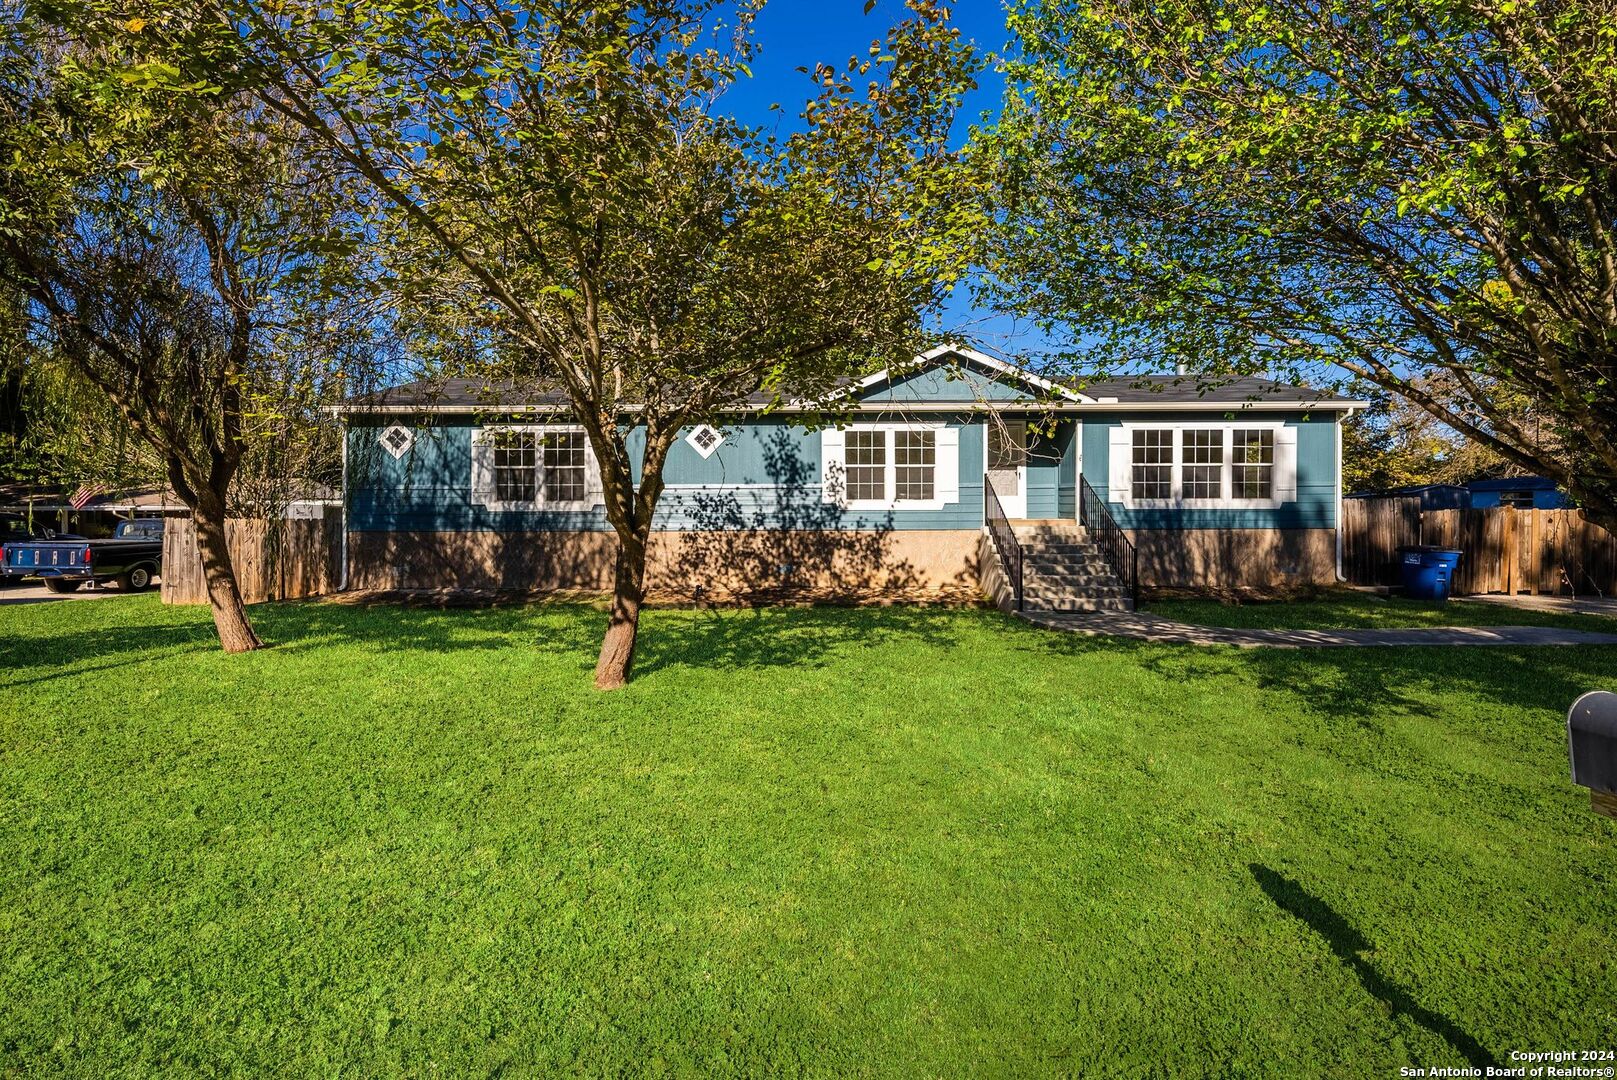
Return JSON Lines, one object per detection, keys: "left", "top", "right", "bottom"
{"left": 1000, "top": 519, "right": 1134, "bottom": 613}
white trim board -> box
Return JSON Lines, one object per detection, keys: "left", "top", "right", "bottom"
{"left": 330, "top": 399, "right": 1366, "bottom": 416}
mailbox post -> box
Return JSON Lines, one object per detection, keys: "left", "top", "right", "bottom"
{"left": 1568, "top": 691, "right": 1617, "bottom": 819}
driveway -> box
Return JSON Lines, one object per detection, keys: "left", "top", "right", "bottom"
{"left": 0, "top": 580, "right": 157, "bottom": 606}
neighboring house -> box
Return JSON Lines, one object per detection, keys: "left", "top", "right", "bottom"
{"left": 1465, "top": 476, "right": 1570, "bottom": 510}
{"left": 333, "top": 346, "right": 1365, "bottom": 608}
{"left": 1350, "top": 477, "right": 1571, "bottom": 511}
{"left": 1346, "top": 484, "right": 1469, "bottom": 511}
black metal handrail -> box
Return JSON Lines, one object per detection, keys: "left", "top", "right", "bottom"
{"left": 1079, "top": 475, "right": 1139, "bottom": 607}
{"left": 984, "top": 477, "right": 1023, "bottom": 610}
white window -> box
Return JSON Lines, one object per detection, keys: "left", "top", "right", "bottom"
{"left": 472, "top": 425, "right": 601, "bottom": 509}
{"left": 378, "top": 423, "right": 414, "bottom": 460}
{"left": 1109, "top": 423, "right": 1296, "bottom": 509}
{"left": 492, "top": 431, "right": 538, "bottom": 502}
{"left": 846, "top": 430, "right": 888, "bottom": 501}
{"left": 1131, "top": 429, "right": 1174, "bottom": 501}
{"left": 542, "top": 431, "right": 587, "bottom": 502}
{"left": 1232, "top": 429, "right": 1275, "bottom": 500}
{"left": 1182, "top": 429, "right": 1224, "bottom": 499}
{"left": 894, "top": 430, "right": 936, "bottom": 501}
{"left": 820, "top": 423, "right": 959, "bottom": 511}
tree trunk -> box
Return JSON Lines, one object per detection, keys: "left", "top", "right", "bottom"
{"left": 1579, "top": 501, "right": 1617, "bottom": 542}
{"left": 191, "top": 497, "right": 264, "bottom": 653}
{"left": 594, "top": 531, "right": 648, "bottom": 690}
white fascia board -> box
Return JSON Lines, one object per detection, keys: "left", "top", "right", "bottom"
{"left": 328, "top": 397, "right": 1371, "bottom": 418}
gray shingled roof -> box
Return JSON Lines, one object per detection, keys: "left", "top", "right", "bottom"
{"left": 343, "top": 369, "right": 1358, "bottom": 410}
{"left": 342, "top": 377, "right": 842, "bottom": 409}
{"left": 1067, "top": 374, "right": 1359, "bottom": 405}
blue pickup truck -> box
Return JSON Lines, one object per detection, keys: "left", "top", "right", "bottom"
{"left": 2, "top": 518, "right": 165, "bottom": 593}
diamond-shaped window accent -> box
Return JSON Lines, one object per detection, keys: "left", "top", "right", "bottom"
{"left": 379, "top": 424, "right": 414, "bottom": 460}
{"left": 685, "top": 424, "right": 724, "bottom": 459}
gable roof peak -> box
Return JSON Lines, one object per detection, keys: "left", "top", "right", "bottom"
{"left": 862, "top": 344, "right": 1093, "bottom": 403}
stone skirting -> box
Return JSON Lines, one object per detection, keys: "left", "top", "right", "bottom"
{"left": 345, "top": 529, "right": 984, "bottom": 602}
{"left": 1126, "top": 528, "right": 1338, "bottom": 590}
{"left": 344, "top": 525, "right": 1338, "bottom": 601}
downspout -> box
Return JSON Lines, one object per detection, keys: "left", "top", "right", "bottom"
{"left": 339, "top": 419, "right": 349, "bottom": 592}
{"left": 1335, "top": 411, "right": 1346, "bottom": 582}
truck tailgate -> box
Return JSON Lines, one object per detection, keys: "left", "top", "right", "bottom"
{"left": 6, "top": 543, "right": 90, "bottom": 571}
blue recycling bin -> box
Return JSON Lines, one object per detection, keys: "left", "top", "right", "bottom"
{"left": 1398, "top": 546, "right": 1463, "bottom": 601}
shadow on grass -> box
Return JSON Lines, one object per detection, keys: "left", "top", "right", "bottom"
{"left": 631, "top": 604, "right": 975, "bottom": 677}
{"left": 1017, "top": 614, "right": 1617, "bottom": 723}
{"left": 1, "top": 597, "right": 985, "bottom": 686}
{"left": 1250, "top": 864, "right": 1497, "bottom": 1070}
{"left": 271, "top": 600, "right": 976, "bottom": 676}
{"left": 0, "top": 622, "right": 218, "bottom": 689}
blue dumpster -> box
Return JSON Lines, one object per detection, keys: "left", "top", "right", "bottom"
{"left": 1398, "top": 546, "right": 1463, "bottom": 601}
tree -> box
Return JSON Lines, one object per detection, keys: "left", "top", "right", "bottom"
{"left": 0, "top": 10, "right": 366, "bottom": 649}
{"left": 983, "top": 0, "right": 1616, "bottom": 532}
{"left": 152, "top": 0, "right": 979, "bottom": 687}
{"left": 1342, "top": 389, "right": 1452, "bottom": 494}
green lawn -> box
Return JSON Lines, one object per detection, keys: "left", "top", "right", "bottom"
{"left": 1150, "top": 589, "right": 1617, "bottom": 633}
{"left": 2, "top": 595, "right": 1614, "bottom": 1076}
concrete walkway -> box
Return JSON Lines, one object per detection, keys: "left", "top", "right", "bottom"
{"left": 1456, "top": 593, "right": 1617, "bottom": 619}
{"left": 1019, "top": 610, "right": 1617, "bottom": 648}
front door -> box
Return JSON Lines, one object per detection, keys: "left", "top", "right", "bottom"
{"left": 986, "top": 420, "right": 1028, "bottom": 518}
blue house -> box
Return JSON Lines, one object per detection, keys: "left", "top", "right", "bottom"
{"left": 336, "top": 347, "right": 1365, "bottom": 610}
{"left": 1350, "top": 476, "right": 1571, "bottom": 511}
{"left": 1465, "top": 477, "right": 1570, "bottom": 510}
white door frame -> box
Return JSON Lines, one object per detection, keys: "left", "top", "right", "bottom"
{"left": 984, "top": 420, "right": 1028, "bottom": 519}
{"left": 1072, "top": 419, "right": 1083, "bottom": 522}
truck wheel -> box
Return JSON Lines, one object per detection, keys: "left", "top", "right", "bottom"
{"left": 43, "top": 578, "right": 83, "bottom": 594}
{"left": 120, "top": 566, "right": 154, "bottom": 592}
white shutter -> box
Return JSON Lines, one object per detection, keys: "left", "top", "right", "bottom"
{"left": 820, "top": 427, "right": 846, "bottom": 505}
{"left": 1107, "top": 426, "right": 1132, "bottom": 505}
{"left": 470, "top": 428, "right": 495, "bottom": 507}
{"left": 935, "top": 426, "right": 959, "bottom": 503}
{"left": 585, "top": 435, "right": 605, "bottom": 506}
{"left": 1274, "top": 426, "right": 1299, "bottom": 503}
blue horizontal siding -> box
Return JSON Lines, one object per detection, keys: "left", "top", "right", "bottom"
{"left": 348, "top": 416, "right": 985, "bottom": 533}
{"left": 1079, "top": 412, "right": 1339, "bottom": 530}
{"left": 862, "top": 365, "right": 1033, "bottom": 403}
{"left": 346, "top": 410, "right": 1339, "bottom": 534}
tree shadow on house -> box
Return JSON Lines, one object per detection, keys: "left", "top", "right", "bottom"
{"left": 1249, "top": 864, "right": 1498, "bottom": 1070}
{"left": 654, "top": 429, "right": 981, "bottom": 605}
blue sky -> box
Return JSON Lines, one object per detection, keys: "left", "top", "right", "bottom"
{"left": 714, "top": 0, "right": 1053, "bottom": 358}
{"left": 719, "top": 0, "right": 1010, "bottom": 134}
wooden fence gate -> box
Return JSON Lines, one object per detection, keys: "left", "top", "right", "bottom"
{"left": 161, "top": 511, "right": 340, "bottom": 605}
{"left": 1342, "top": 498, "right": 1616, "bottom": 596}
{"left": 1341, "top": 496, "right": 1421, "bottom": 586}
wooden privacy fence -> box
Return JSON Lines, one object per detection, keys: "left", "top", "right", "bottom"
{"left": 161, "top": 512, "right": 340, "bottom": 605}
{"left": 1343, "top": 497, "right": 1617, "bottom": 596}
{"left": 1342, "top": 496, "right": 1422, "bottom": 586}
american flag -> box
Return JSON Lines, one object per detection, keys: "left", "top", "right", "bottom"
{"left": 68, "top": 484, "right": 107, "bottom": 511}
